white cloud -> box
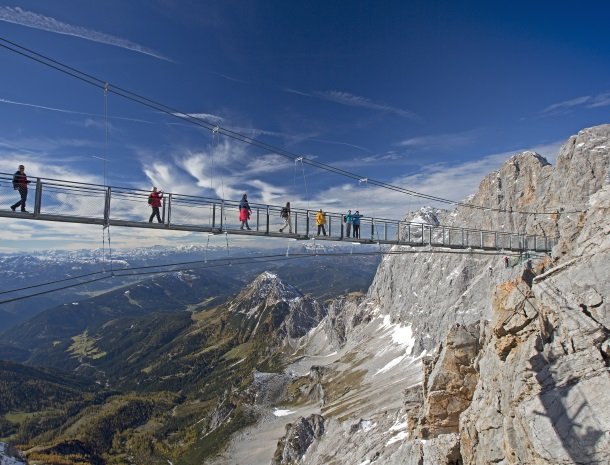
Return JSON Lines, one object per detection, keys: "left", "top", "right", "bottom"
{"left": 0, "top": 96, "right": 156, "bottom": 125}
{"left": 588, "top": 91, "right": 610, "bottom": 108}
{"left": 300, "top": 140, "right": 565, "bottom": 220}
{"left": 397, "top": 131, "right": 476, "bottom": 150}
{"left": 284, "top": 88, "right": 418, "bottom": 119}
{"left": 539, "top": 91, "right": 610, "bottom": 116}
{"left": 173, "top": 113, "right": 224, "bottom": 125}
{"left": 0, "top": 6, "right": 171, "bottom": 61}
{"left": 540, "top": 96, "right": 591, "bottom": 115}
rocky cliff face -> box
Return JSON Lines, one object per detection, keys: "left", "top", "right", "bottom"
{"left": 267, "top": 124, "right": 609, "bottom": 465}
{"left": 459, "top": 183, "right": 610, "bottom": 465}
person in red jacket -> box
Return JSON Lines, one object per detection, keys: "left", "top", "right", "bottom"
{"left": 11, "top": 164, "right": 31, "bottom": 213}
{"left": 148, "top": 187, "right": 164, "bottom": 223}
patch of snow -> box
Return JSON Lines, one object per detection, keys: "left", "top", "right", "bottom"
{"left": 389, "top": 421, "right": 408, "bottom": 432}
{"left": 375, "top": 354, "right": 407, "bottom": 375}
{"left": 272, "top": 408, "right": 295, "bottom": 417}
{"left": 360, "top": 420, "right": 376, "bottom": 432}
{"left": 72, "top": 302, "right": 79, "bottom": 305}
{"left": 358, "top": 461, "right": 371, "bottom": 465}
{"left": 386, "top": 430, "right": 409, "bottom": 445}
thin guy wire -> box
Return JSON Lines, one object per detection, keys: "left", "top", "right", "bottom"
{"left": 0, "top": 37, "right": 582, "bottom": 216}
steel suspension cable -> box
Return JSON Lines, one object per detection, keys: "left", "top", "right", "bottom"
{"left": 0, "top": 37, "right": 581, "bottom": 216}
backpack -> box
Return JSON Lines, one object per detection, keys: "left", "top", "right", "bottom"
{"left": 343, "top": 215, "right": 347, "bottom": 222}
{"left": 148, "top": 195, "right": 153, "bottom": 205}
{"left": 280, "top": 207, "right": 288, "bottom": 218}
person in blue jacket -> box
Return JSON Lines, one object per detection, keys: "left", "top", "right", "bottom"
{"left": 352, "top": 210, "right": 362, "bottom": 238}
{"left": 344, "top": 209, "right": 353, "bottom": 238}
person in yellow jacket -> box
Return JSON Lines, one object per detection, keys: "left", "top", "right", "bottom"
{"left": 315, "top": 209, "right": 326, "bottom": 236}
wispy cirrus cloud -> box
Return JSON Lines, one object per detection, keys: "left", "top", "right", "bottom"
{"left": 211, "top": 71, "right": 245, "bottom": 83}
{"left": 284, "top": 88, "right": 418, "bottom": 119}
{"left": 172, "top": 112, "right": 225, "bottom": 125}
{"left": 0, "top": 96, "right": 155, "bottom": 125}
{"left": 0, "top": 6, "right": 171, "bottom": 62}
{"left": 539, "top": 91, "right": 610, "bottom": 116}
{"left": 397, "top": 131, "right": 476, "bottom": 150}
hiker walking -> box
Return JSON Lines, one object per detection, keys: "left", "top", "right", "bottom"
{"left": 315, "top": 209, "right": 326, "bottom": 236}
{"left": 352, "top": 210, "right": 362, "bottom": 238}
{"left": 503, "top": 256, "right": 509, "bottom": 268}
{"left": 10, "top": 164, "right": 31, "bottom": 213}
{"left": 148, "top": 187, "right": 164, "bottom": 223}
{"left": 239, "top": 194, "right": 252, "bottom": 230}
{"left": 279, "top": 201, "right": 292, "bottom": 233}
{"left": 344, "top": 209, "right": 353, "bottom": 238}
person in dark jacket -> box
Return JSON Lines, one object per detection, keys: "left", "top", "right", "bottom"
{"left": 239, "top": 194, "right": 252, "bottom": 230}
{"left": 352, "top": 210, "right": 362, "bottom": 238}
{"left": 11, "top": 164, "right": 31, "bottom": 213}
{"left": 279, "top": 201, "right": 292, "bottom": 233}
{"left": 148, "top": 187, "right": 164, "bottom": 223}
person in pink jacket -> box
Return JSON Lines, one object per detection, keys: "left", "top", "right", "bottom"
{"left": 239, "top": 193, "right": 252, "bottom": 230}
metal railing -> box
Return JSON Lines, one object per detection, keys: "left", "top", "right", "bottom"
{"left": 0, "top": 173, "right": 557, "bottom": 251}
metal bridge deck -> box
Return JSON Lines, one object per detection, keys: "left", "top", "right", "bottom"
{"left": 0, "top": 173, "right": 556, "bottom": 253}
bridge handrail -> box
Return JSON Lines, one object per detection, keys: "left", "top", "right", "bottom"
{"left": 0, "top": 172, "right": 558, "bottom": 243}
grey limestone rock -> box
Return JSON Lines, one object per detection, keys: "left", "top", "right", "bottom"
{"left": 271, "top": 414, "right": 325, "bottom": 465}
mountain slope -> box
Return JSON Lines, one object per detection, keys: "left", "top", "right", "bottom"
{"left": 5, "top": 272, "right": 328, "bottom": 465}
{"left": 210, "top": 124, "right": 610, "bottom": 465}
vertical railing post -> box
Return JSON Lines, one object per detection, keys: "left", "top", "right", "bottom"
{"left": 340, "top": 220, "right": 344, "bottom": 240}
{"left": 509, "top": 234, "right": 512, "bottom": 250}
{"left": 462, "top": 229, "right": 465, "bottom": 247}
{"left": 370, "top": 220, "right": 374, "bottom": 240}
{"left": 257, "top": 208, "right": 260, "bottom": 232}
{"left": 442, "top": 226, "right": 445, "bottom": 245}
{"left": 104, "top": 187, "right": 112, "bottom": 225}
{"left": 421, "top": 223, "right": 424, "bottom": 245}
{"left": 384, "top": 222, "right": 387, "bottom": 241}
{"left": 480, "top": 231, "right": 483, "bottom": 249}
{"left": 494, "top": 232, "right": 498, "bottom": 249}
{"left": 265, "top": 206, "right": 269, "bottom": 234}
{"left": 34, "top": 178, "right": 42, "bottom": 216}
{"left": 161, "top": 197, "right": 167, "bottom": 224}
{"left": 211, "top": 204, "right": 216, "bottom": 229}
{"left": 220, "top": 200, "right": 225, "bottom": 230}
{"left": 294, "top": 212, "right": 298, "bottom": 235}
{"left": 534, "top": 235, "right": 538, "bottom": 251}
{"left": 306, "top": 210, "right": 310, "bottom": 236}
{"left": 407, "top": 223, "right": 411, "bottom": 243}
{"left": 166, "top": 193, "right": 172, "bottom": 226}
{"left": 329, "top": 215, "right": 332, "bottom": 237}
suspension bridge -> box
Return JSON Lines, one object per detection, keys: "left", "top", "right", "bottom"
{"left": 0, "top": 173, "right": 556, "bottom": 253}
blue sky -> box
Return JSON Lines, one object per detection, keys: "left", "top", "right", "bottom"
{"left": 1, "top": 0, "right": 609, "bottom": 251}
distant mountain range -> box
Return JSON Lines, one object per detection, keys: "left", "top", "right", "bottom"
{"left": 0, "top": 243, "right": 380, "bottom": 332}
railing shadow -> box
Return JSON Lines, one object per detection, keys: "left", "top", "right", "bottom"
{"left": 528, "top": 351, "right": 607, "bottom": 463}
